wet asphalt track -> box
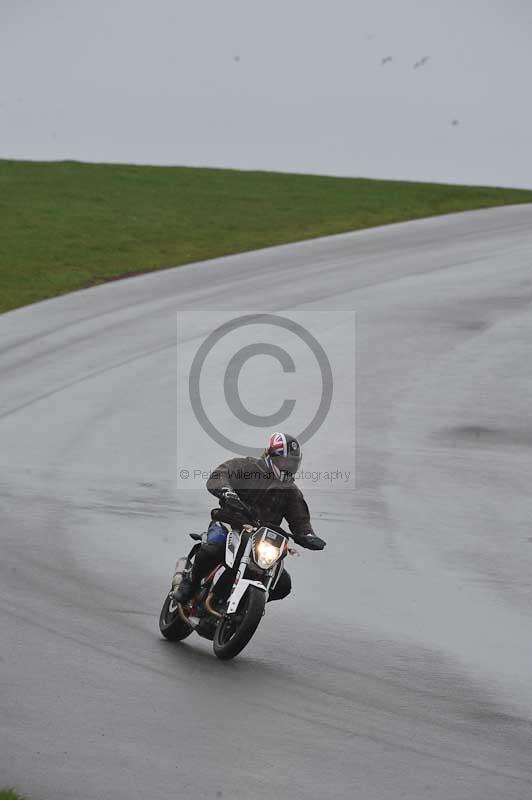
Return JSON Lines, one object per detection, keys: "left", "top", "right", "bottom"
{"left": 1, "top": 205, "right": 532, "bottom": 799}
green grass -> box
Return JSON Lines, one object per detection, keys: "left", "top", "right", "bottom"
{"left": 0, "top": 791, "right": 27, "bottom": 800}
{"left": 1, "top": 159, "right": 532, "bottom": 313}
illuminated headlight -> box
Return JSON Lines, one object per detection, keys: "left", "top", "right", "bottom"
{"left": 254, "top": 540, "right": 281, "bottom": 569}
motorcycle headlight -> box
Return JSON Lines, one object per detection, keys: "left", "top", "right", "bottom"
{"left": 254, "top": 539, "right": 281, "bottom": 570}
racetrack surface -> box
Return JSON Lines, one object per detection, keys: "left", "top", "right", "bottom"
{"left": 1, "top": 205, "right": 532, "bottom": 799}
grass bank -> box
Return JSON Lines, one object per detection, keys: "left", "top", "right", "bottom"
{"left": 0, "top": 791, "right": 27, "bottom": 800}
{"left": 1, "top": 159, "right": 532, "bottom": 313}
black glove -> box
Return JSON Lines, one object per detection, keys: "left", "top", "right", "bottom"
{"left": 220, "top": 487, "right": 247, "bottom": 513}
{"left": 296, "top": 534, "right": 327, "bottom": 551}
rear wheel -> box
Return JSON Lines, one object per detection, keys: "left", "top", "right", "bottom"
{"left": 159, "top": 593, "right": 193, "bottom": 641}
{"left": 213, "top": 586, "right": 266, "bottom": 660}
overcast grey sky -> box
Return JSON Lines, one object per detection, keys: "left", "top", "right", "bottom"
{"left": 1, "top": 0, "right": 531, "bottom": 186}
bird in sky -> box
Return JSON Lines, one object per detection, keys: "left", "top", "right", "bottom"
{"left": 381, "top": 56, "right": 393, "bottom": 66}
{"left": 413, "top": 56, "right": 430, "bottom": 69}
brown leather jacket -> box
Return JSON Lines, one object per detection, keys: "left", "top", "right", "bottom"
{"left": 206, "top": 456, "right": 315, "bottom": 540}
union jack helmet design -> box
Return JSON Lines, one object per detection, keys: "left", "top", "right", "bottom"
{"left": 265, "top": 432, "right": 302, "bottom": 482}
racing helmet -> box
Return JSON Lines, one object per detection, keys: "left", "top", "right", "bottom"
{"left": 264, "top": 432, "right": 302, "bottom": 483}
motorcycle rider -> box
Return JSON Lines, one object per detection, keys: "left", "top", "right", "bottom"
{"left": 174, "top": 432, "right": 326, "bottom": 605}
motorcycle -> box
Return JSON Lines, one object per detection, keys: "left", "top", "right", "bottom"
{"left": 159, "top": 512, "right": 297, "bottom": 660}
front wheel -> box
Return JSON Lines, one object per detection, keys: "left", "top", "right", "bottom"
{"left": 159, "top": 593, "right": 193, "bottom": 641}
{"left": 213, "top": 586, "right": 266, "bottom": 660}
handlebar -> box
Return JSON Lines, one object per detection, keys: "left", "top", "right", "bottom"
{"left": 237, "top": 501, "right": 291, "bottom": 540}
{"left": 214, "top": 499, "right": 292, "bottom": 540}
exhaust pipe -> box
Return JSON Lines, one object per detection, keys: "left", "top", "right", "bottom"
{"left": 205, "top": 593, "right": 223, "bottom": 618}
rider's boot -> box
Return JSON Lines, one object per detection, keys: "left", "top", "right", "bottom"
{"left": 173, "top": 573, "right": 198, "bottom": 604}
{"left": 173, "top": 544, "right": 221, "bottom": 604}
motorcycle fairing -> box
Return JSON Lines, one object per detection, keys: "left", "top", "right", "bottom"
{"left": 225, "top": 527, "right": 242, "bottom": 569}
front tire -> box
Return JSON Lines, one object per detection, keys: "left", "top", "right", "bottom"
{"left": 159, "top": 593, "right": 193, "bottom": 641}
{"left": 213, "top": 586, "right": 266, "bottom": 660}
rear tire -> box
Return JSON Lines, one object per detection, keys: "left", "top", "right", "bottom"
{"left": 213, "top": 586, "right": 266, "bottom": 660}
{"left": 159, "top": 593, "right": 193, "bottom": 641}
